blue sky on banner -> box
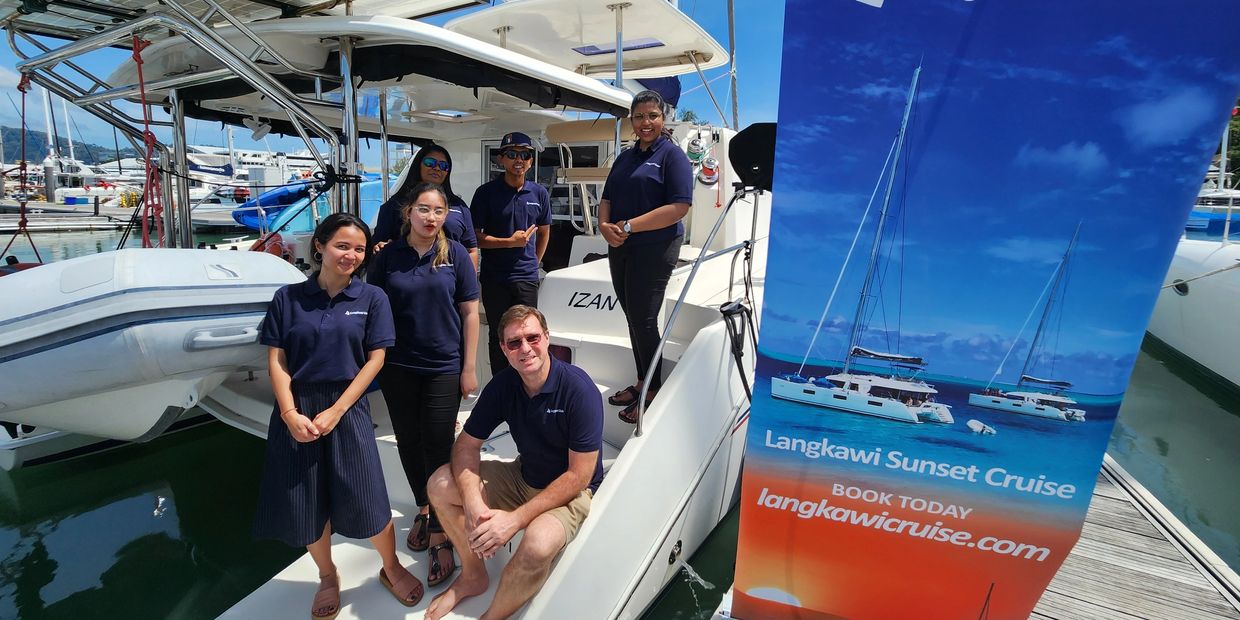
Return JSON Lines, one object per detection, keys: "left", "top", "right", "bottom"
{"left": 760, "top": 0, "right": 1240, "bottom": 395}
{"left": 0, "top": 0, "right": 784, "bottom": 166}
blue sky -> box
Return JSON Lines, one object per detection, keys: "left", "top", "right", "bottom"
{"left": 759, "top": 0, "right": 1240, "bottom": 395}
{"left": 0, "top": 0, "right": 783, "bottom": 167}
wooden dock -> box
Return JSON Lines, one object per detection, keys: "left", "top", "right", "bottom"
{"left": 714, "top": 455, "right": 1240, "bottom": 619}
{"left": 1032, "top": 456, "right": 1240, "bottom": 619}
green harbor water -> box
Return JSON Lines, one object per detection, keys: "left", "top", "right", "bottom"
{"left": 2, "top": 234, "right": 1239, "bottom": 618}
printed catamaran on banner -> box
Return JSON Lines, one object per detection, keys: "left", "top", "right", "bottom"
{"left": 967, "top": 226, "right": 1086, "bottom": 422}
{"left": 769, "top": 66, "right": 953, "bottom": 425}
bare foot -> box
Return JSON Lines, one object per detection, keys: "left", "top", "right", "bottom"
{"left": 425, "top": 570, "right": 489, "bottom": 620}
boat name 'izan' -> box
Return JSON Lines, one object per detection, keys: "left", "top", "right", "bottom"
{"left": 567, "top": 291, "right": 619, "bottom": 311}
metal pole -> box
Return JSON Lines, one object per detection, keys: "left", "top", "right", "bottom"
{"left": 609, "top": 3, "right": 630, "bottom": 154}
{"left": 727, "top": 0, "right": 739, "bottom": 129}
{"left": 379, "top": 88, "right": 390, "bottom": 201}
{"left": 689, "top": 52, "right": 730, "bottom": 129}
{"left": 1222, "top": 118, "right": 1232, "bottom": 244}
{"left": 339, "top": 36, "right": 359, "bottom": 216}
{"left": 169, "top": 89, "right": 193, "bottom": 248}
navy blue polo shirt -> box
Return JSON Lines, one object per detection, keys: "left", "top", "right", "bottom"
{"left": 367, "top": 237, "right": 480, "bottom": 374}
{"left": 602, "top": 135, "right": 694, "bottom": 246}
{"left": 463, "top": 358, "right": 604, "bottom": 492}
{"left": 259, "top": 276, "right": 396, "bottom": 382}
{"left": 470, "top": 177, "right": 551, "bottom": 282}
{"left": 373, "top": 194, "right": 478, "bottom": 249}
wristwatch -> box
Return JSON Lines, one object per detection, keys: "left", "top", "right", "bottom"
{"left": 622, "top": 220, "right": 633, "bottom": 234}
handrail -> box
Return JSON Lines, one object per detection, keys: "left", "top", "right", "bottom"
{"left": 635, "top": 187, "right": 755, "bottom": 436}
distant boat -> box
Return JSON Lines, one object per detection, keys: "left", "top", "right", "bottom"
{"left": 770, "top": 66, "right": 953, "bottom": 425}
{"left": 967, "top": 226, "right": 1086, "bottom": 422}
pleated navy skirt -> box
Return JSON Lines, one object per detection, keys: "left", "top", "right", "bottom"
{"left": 253, "top": 381, "right": 392, "bottom": 548}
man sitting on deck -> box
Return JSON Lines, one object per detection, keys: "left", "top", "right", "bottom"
{"left": 426, "top": 305, "right": 604, "bottom": 620}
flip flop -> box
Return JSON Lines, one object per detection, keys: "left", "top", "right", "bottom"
{"left": 608, "top": 385, "right": 640, "bottom": 406}
{"left": 618, "top": 392, "right": 657, "bottom": 424}
{"left": 407, "top": 513, "right": 430, "bottom": 552}
{"left": 311, "top": 572, "right": 340, "bottom": 620}
{"left": 379, "top": 567, "right": 425, "bottom": 607}
{"left": 427, "top": 538, "right": 457, "bottom": 587}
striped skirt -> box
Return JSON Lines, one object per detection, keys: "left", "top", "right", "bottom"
{"left": 253, "top": 381, "right": 391, "bottom": 548}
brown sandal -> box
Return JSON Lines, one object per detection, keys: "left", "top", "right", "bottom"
{"left": 427, "top": 538, "right": 457, "bottom": 587}
{"left": 379, "top": 566, "right": 424, "bottom": 607}
{"left": 311, "top": 572, "right": 340, "bottom": 620}
{"left": 406, "top": 512, "right": 430, "bottom": 552}
{"left": 608, "top": 385, "right": 639, "bottom": 406}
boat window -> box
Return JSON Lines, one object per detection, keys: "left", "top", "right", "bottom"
{"left": 803, "top": 389, "right": 815, "bottom": 395}
{"left": 868, "top": 400, "right": 883, "bottom": 407}
{"left": 833, "top": 394, "right": 847, "bottom": 400}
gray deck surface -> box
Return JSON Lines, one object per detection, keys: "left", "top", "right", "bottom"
{"left": 1032, "top": 473, "right": 1240, "bottom": 619}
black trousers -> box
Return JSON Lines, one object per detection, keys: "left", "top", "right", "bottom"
{"left": 377, "top": 366, "right": 461, "bottom": 530}
{"left": 608, "top": 235, "right": 682, "bottom": 392}
{"left": 480, "top": 279, "right": 540, "bottom": 374}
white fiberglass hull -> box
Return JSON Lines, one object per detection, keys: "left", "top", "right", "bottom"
{"left": 770, "top": 376, "right": 921, "bottom": 423}
{"left": 1147, "top": 238, "right": 1240, "bottom": 390}
{"left": 966, "top": 393, "right": 1069, "bottom": 420}
{"left": 0, "top": 249, "right": 304, "bottom": 441}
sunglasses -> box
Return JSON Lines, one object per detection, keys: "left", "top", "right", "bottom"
{"left": 500, "top": 149, "right": 534, "bottom": 161}
{"left": 503, "top": 332, "right": 544, "bottom": 351}
{"left": 421, "top": 157, "right": 451, "bottom": 171}
{"left": 631, "top": 112, "right": 663, "bottom": 122}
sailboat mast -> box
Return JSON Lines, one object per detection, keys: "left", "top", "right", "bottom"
{"left": 1017, "top": 224, "right": 1081, "bottom": 384}
{"left": 843, "top": 66, "right": 921, "bottom": 374}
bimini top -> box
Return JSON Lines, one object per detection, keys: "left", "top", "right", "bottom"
{"left": 103, "top": 14, "right": 632, "bottom": 140}
{"left": 0, "top": 0, "right": 484, "bottom": 41}
{"left": 851, "top": 346, "right": 925, "bottom": 366}
{"left": 444, "top": 0, "right": 729, "bottom": 79}
{"left": 1019, "top": 374, "right": 1073, "bottom": 389}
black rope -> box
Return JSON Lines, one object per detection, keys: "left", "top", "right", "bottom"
{"left": 721, "top": 300, "right": 755, "bottom": 403}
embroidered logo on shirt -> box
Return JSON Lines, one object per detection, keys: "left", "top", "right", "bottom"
{"left": 545, "top": 408, "right": 565, "bottom": 414}
{"left": 344, "top": 311, "right": 368, "bottom": 316}
{"left": 525, "top": 201, "right": 541, "bottom": 207}
{"left": 644, "top": 162, "right": 662, "bottom": 168}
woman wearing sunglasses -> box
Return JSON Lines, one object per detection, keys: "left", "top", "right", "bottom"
{"left": 368, "top": 183, "right": 481, "bottom": 589}
{"left": 374, "top": 144, "right": 479, "bottom": 268}
{"left": 599, "top": 90, "right": 694, "bottom": 424}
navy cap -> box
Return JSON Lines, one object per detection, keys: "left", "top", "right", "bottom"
{"left": 499, "top": 132, "right": 535, "bottom": 150}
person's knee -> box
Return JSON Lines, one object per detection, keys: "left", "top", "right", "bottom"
{"left": 513, "top": 515, "right": 566, "bottom": 569}
{"left": 427, "top": 464, "right": 457, "bottom": 505}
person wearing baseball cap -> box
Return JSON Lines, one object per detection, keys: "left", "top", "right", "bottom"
{"left": 470, "top": 131, "right": 552, "bottom": 374}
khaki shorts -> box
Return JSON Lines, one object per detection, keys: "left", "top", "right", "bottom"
{"left": 479, "top": 458, "right": 593, "bottom": 545}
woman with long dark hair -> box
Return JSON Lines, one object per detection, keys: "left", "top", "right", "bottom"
{"left": 255, "top": 213, "right": 424, "bottom": 617}
{"left": 374, "top": 144, "right": 478, "bottom": 268}
{"left": 368, "top": 183, "right": 480, "bottom": 588}
{"left": 599, "top": 90, "right": 694, "bottom": 424}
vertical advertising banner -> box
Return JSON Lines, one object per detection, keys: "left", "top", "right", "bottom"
{"left": 733, "top": 1, "right": 1240, "bottom": 618}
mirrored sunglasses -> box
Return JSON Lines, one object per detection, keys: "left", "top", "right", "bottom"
{"left": 422, "top": 157, "right": 451, "bottom": 171}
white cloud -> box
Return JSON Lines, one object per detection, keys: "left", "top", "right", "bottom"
{"left": 1117, "top": 87, "right": 1218, "bottom": 148}
{"left": 1014, "top": 141, "right": 1108, "bottom": 176}
{"left": 984, "top": 237, "right": 1071, "bottom": 264}
{"left": 0, "top": 67, "right": 20, "bottom": 89}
